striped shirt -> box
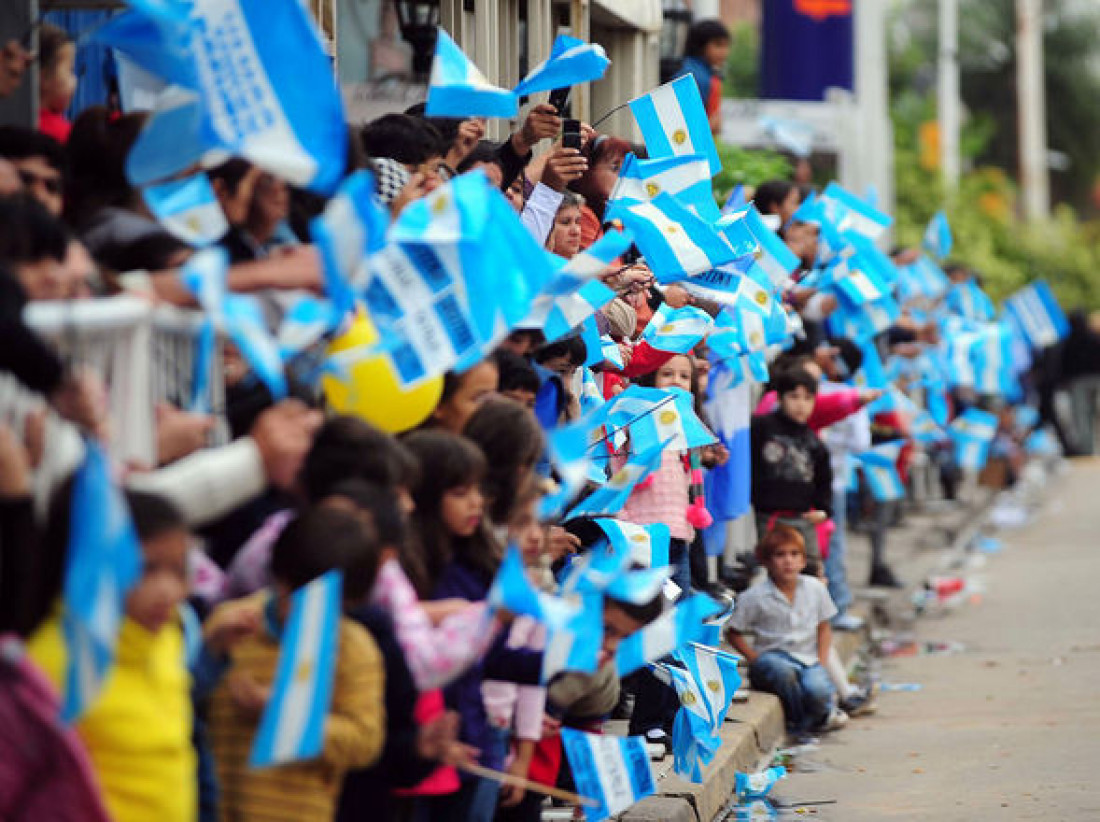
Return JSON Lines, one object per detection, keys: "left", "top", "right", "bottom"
{"left": 208, "top": 595, "right": 385, "bottom": 821}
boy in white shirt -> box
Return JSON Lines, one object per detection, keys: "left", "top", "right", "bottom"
{"left": 726, "top": 524, "right": 848, "bottom": 735}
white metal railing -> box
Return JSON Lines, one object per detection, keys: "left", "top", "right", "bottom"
{"left": 22, "top": 296, "right": 230, "bottom": 468}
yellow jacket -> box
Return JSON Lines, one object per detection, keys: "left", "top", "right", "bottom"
{"left": 28, "top": 611, "right": 197, "bottom": 822}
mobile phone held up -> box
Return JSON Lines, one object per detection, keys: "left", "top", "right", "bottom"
{"left": 562, "top": 119, "right": 582, "bottom": 151}
{"left": 548, "top": 86, "right": 571, "bottom": 118}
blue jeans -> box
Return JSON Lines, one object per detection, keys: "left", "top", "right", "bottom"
{"left": 824, "top": 487, "right": 853, "bottom": 615}
{"left": 748, "top": 650, "right": 835, "bottom": 732}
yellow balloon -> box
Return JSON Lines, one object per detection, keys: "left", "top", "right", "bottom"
{"left": 322, "top": 314, "right": 443, "bottom": 433}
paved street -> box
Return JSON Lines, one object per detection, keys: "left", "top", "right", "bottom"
{"left": 775, "top": 460, "right": 1100, "bottom": 821}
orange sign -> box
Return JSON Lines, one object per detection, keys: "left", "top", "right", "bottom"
{"left": 793, "top": 0, "right": 852, "bottom": 21}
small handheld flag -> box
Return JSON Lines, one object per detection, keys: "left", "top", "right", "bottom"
{"left": 629, "top": 75, "right": 721, "bottom": 176}
{"left": 561, "top": 729, "right": 657, "bottom": 822}
{"left": 923, "top": 211, "right": 953, "bottom": 259}
{"left": 426, "top": 29, "right": 518, "bottom": 118}
{"left": 566, "top": 439, "right": 668, "bottom": 519}
{"left": 639, "top": 303, "right": 713, "bottom": 354}
{"left": 143, "top": 173, "right": 228, "bottom": 247}
{"left": 250, "top": 570, "right": 343, "bottom": 768}
{"left": 614, "top": 593, "right": 722, "bottom": 677}
{"left": 610, "top": 153, "right": 719, "bottom": 222}
{"left": 60, "top": 441, "right": 144, "bottom": 723}
{"left": 1005, "top": 280, "right": 1069, "bottom": 350}
{"left": 513, "top": 34, "right": 609, "bottom": 97}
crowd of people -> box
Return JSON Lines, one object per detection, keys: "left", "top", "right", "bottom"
{"left": 0, "top": 13, "right": 1093, "bottom": 822}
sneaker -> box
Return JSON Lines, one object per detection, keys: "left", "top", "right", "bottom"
{"left": 840, "top": 688, "right": 876, "bottom": 717}
{"left": 869, "top": 564, "right": 904, "bottom": 589}
{"left": 819, "top": 708, "right": 849, "bottom": 732}
{"left": 644, "top": 729, "right": 672, "bottom": 760}
{"left": 832, "top": 613, "right": 865, "bottom": 632}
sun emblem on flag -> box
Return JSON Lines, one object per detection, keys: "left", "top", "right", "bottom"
{"left": 665, "top": 225, "right": 678, "bottom": 235}
{"left": 610, "top": 468, "right": 631, "bottom": 488}
{"left": 185, "top": 215, "right": 202, "bottom": 234}
{"left": 707, "top": 680, "right": 721, "bottom": 693}
{"left": 294, "top": 661, "right": 313, "bottom": 682}
{"left": 432, "top": 194, "right": 450, "bottom": 215}
{"left": 672, "top": 129, "right": 687, "bottom": 145}
{"left": 659, "top": 409, "right": 678, "bottom": 425}
{"left": 755, "top": 292, "right": 769, "bottom": 306}
{"left": 631, "top": 533, "right": 648, "bottom": 543}
{"left": 750, "top": 331, "right": 764, "bottom": 347}
{"left": 681, "top": 691, "right": 697, "bottom": 706}
{"left": 646, "top": 182, "right": 660, "bottom": 197}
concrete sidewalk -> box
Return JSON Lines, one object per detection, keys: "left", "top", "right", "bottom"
{"left": 618, "top": 482, "right": 1007, "bottom": 822}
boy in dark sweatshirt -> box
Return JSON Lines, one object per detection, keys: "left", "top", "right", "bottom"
{"left": 751, "top": 367, "right": 833, "bottom": 576}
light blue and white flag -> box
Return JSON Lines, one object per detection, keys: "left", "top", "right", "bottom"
{"left": 1005, "top": 280, "right": 1069, "bottom": 350}
{"left": 923, "top": 210, "right": 953, "bottom": 259}
{"left": 673, "top": 642, "right": 742, "bottom": 730}
{"left": 561, "top": 729, "right": 657, "bottom": 822}
{"left": 181, "top": 248, "right": 288, "bottom": 398}
{"left": 627, "top": 388, "right": 718, "bottom": 454}
{"left": 664, "top": 662, "right": 720, "bottom": 782}
{"left": 819, "top": 181, "right": 892, "bottom": 241}
{"left": 598, "top": 335, "right": 624, "bottom": 369}
{"left": 949, "top": 407, "right": 999, "bottom": 471}
{"left": 640, "top": 303, "right": 713, "bottom": 354}
{"left": 489, "top": 546, "right": 577, "bottom": 630}
{"left": 143, "top": 173, "right": 228, "bottom": 246}
{"left": 425, "top": 29, "right": 517, "bottom": 118}
{"left": 614, "top": 593, "right": 723, "bottom": 677}
{"left": 250, "top": 569, "right": 342, "bottom": 767}
{"left": 945, "top": 279, "right": 996, "bottom": 322}
{"left": 715, "top": 212, "right": 761, "bottom": 259}
{"left": 833, "top": 264, "right": 888, "bottom": 307}
{"left": 536, "top": 280, "right": 617, "bottom": 342}
{"left": 99, "top": 0, "right": 349, "bottom": 193}
{"left": 743, "top": 205, "right": 800, "bottom": 287}
{"left": 566, "top": 439, "right": 668, "bottom": 519}
{"left": 277, "top": 295, "right": 339, "bottom": 358}
{"left": 609, "top": 194, "right": 736, "bottom": 283}
{"left": 722, "top": 184, "right": 747, "bottom": 215}
{"left": 596, "top": 519, "right": 671, "bottom": 570}
{"left": 311, "top": 170, "right": 390, "bottom": 316}
{"left": 541, "top": 594, "right": 603, "bottom": 681}
{"left": 513, "top": 34, "right": 610, "bottom": 97}
{"left": 856, "top": 445, "right": 906, "bottom": 502}
{"left": 629, "top": 75, "right": 721, "bottom": 176}
{"left": 60, "top": 441, "right": 143, "bottom": 723}
{"left": 611, "top": 153, "right": 719, "bottom": 222}
{"left": 544, "top": 229, "right": 633, "bottom": 296}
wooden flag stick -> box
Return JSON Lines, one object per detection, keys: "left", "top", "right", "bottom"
{"left": 456, "top": 762, "right": 598, "bottom": 807}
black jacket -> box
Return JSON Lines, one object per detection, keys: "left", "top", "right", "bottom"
{"left": 750, "top": 410, "right": 833, "bottom": 517}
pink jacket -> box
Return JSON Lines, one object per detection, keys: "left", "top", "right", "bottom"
{"left": 482, "top": 618, "right": 548, "bottom": 743}
{"left": 755, "top": 387, "right": 864, "bottom": 433}
{"left": 617, "top": 449, "right": 693, "bottom": 541}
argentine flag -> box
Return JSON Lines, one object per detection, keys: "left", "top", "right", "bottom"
{"left": 540, "top": 418, "right": 598, "bottom": 518}
{"left": 544, "top": 229, "right": 634, "bottom": 296}
{"left": 923, "top": 211, "right": 953, "bottom": 259}
{"left": 513, "top": 34, "right": 609, "bottom": 97}
{"left": 629, "top": 75, "right": 721, "bottom": 176}
{"left": 834, "top": 265, "right": 888, "bottom": 307}
{"left": 1005, "top": 280, "right": 1069, "bottom": 350}
{"left": 561, "top": 729, "right": 656, "bottom": 822}
{"left": 673, "top": 642, "right": 742, "bottom": 731}
{"left": 100, "top": 0, "right": 349, "bottom": 193}
{"left": 611, "top": 153, "right": 719, "bottom": 222}
{"left": 758, "top": 115, "right": 814, "bottom": 158}
{"left": 714, "top": 212, "right": 760, "bottom": 258}
{"left": 614, "top": 593, "right": 722, "bottom": 677}
{"left": 820, "top": 182, "right": 892, "bottom": 241}
{"left": 664, "top": 663, "right": 720, "bottom": 782}
{"left": 856, "top": 445, "right": 906, "bottom": 502}
{"left": 536, "top": 280, "right": 617, "bottom": 342}
{"left": 610, "top": 194, "right": 736, "bottom": 283}
{"left": 60, "top": 441, "right": 143, "bottom": 723}
{"left": 596, "top": 519, "right": 671, "bottom": 569}
{"left": 541, "top": 594, "right": 603, "bottom": 681}
{"left": 640, "top": 303, "right": 713, "bottom": 354}
{"left": 142, "top": 173, "right": 228, "bottom": 247}
{"left": 250, "top": 570, "right": 343, "bottom": 767}
{"left": 722, "top": 183, "right": 747, "bottom": 215}
{"left": 628, "top": 388, "right": 717, "bottom": 454}
{"left": 489, "top": 547, "right": 577, "bottom": 631}
{"left": 311, "top": 170, "right": 390, "bottom": 316}
{"left": 743, "top": 205, "right": 799, "bottom": 287}
{"left": 426, "top": 29, "right": 517, "bottom": 118}
{"left": 566, "top": 439, "right": 668, "bottom": 519}
{"left": 949, "top": 407, "right": 999, "bottom": 471}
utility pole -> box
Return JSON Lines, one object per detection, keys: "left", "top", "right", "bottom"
{"left": 854, "top": 0, "right": 893, "bottom": 224}
{"left": 1017, "top": 0, "right": 1049, "bottom": 221}
{"left": 938, "top": 0, "right": 960, "bottom": 191}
